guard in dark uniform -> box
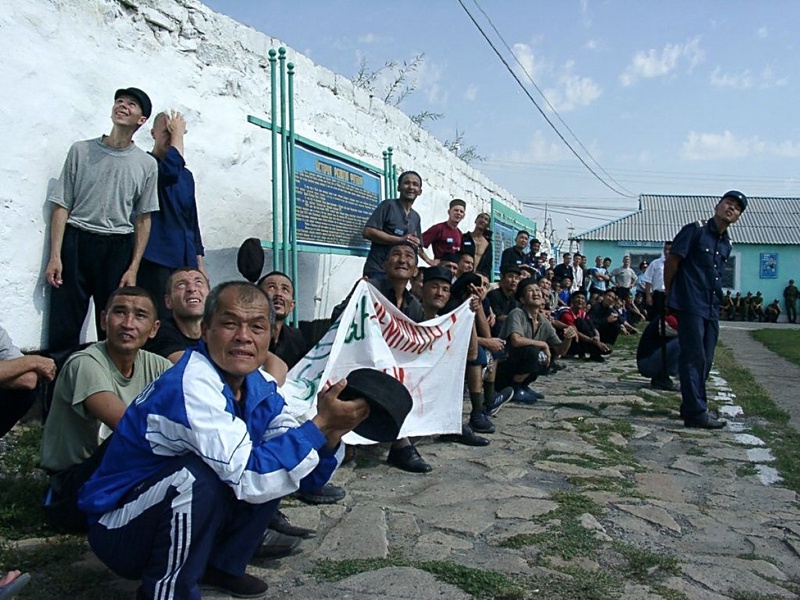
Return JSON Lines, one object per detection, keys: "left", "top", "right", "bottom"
{"left": 664, "top": 190, "right": 747, "bottom": 429}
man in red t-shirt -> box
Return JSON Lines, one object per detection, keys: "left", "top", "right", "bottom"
{"left": 421, "top": 199, "right": 466, "bottom": 263}
{"left": 552, "top": 291, "right": 609, "bottom": 360}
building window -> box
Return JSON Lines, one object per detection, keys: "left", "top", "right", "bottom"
{"left": 722, "top": 255, "right": 736, "bottom": 290}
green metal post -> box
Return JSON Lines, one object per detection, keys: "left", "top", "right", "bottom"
{"left": 382, "top": 150, "right": 389, "bottom": 200}
{"left": 279, "top": 47, "right": 290, "bottom": 274}
{"left": 387, "top": 146, "right": 394, "bottom": 195}
{"left": 392, "top": 164, "right": 398, "bottom": 194}
{"left": 287, "top": 62, "right": 299, "bottom": 327}
{"left": 269, "top": 48, "right": 280, "bottom": 271}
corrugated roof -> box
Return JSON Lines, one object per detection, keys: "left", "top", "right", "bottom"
{"left": 575, "top": 195, "right": 800, "bottom": 245}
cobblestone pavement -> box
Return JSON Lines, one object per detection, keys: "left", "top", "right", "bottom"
{"left": 12, "top": 333, "right": 800, "bottom": 599}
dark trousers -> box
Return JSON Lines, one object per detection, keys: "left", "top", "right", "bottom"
{"left": 676, "top": 311, "right": 718, "bottom": 419}
{"left": 137, "top": 258, "right": 173, "bottom": 321}
{"left": 786, "top": 299, "right": 797, "bottom": 323}
{"left": 637, "top": 338, "right": 680, "bottom": 380}
{"left": 596, "top": 321, "right": 621, "bottom": 345}
{"left": 0, "top": 388, "right": 36, "bottom": 438}
{"left": 88, "top": 454, "right": 277, "bottom": 600}
{"left": 48, "top": 225, "right": 133, "bottom": 353}
{"left": 564, "top": 318, "right": 603, "bottom": 360}
{"left": 647, "top": 291, "right": 666, "bottom": 322}
{"left": 496, "top": 345, "right": 549, "bottom": 389}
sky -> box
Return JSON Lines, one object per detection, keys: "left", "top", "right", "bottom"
{"left": 202, "top": 0, "right": 799, "bottom": 246}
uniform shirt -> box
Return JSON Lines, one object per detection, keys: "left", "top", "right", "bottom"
{"left": 667, "top": 218, "right": 732, "bottom": 319}
{"left": 553, "top": 264, "right": 574, "bottom": 284}
{"left": 271, "top": 324, "right": 308, "bottom": 370}
{"left": 500, "top": 246, "right": 525, "bottom": 268}
{"left": 143, "top": 147, "right": 204, "bottom": 269}
{"left": 48, "top": 137, "right": 159, "bottom": 235}
{"left": 373, "top": 279, "right": 424, "bottom": 323}
{"left": 144, "top": 317, "right": 200, "bottom": 359}
{"left": 79, "top": 343, "right": 342, "bottom": 518}
{"left": 422, "top": 221, "right": 462, "bottom": 259}
{"left": 40, "top": 342, "right": 171, "bottom": 473}
{"left": 363, "top": 199, "right": 422, "bottom": 276}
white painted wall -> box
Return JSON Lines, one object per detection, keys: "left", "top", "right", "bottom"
{"left": 0, "top": 0, "right": 520, "bottom": 349}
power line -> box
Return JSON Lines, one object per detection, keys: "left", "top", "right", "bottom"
{"left": 469, "top": 0, "right": 635, "bottom": 197}
{"left": 457, "top": 0, "right": 636, "bottom": 199}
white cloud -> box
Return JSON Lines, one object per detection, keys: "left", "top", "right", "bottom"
{"left": 584, "top": 39, "right": 601, "bottom": 51}
{"left": 464, "top": 83, "right": 478, "bottom": 101}
{"left": 710, "top": 65, "right": 788, "bottom": 89}
{"left": 619, "top": 37, "right": 705, "bottom": 86}
{"left": 543, "top": 60, "right": 602, "bottom": 112}
{"left": 358, "top": 33, "right": 377, "bottom": 44}
{"left": 580, "top": 0, "right": 592, "bottom": 28}
{"left": 512, "top": 42, "right": 544, "bottom": 81}
{"left": 682, "top": 130, "right": 800, "bottom": 160}
{"left": 495, "top": 130, "right": 575, "bottom": 164}
{"left": 415, "top": 59, "right": 447, "bottom": 105}
{"left": 757, "top": 26, "right": 768, "bottom": 39}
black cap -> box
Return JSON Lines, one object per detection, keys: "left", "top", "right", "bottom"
{"left": 423, "top": 266, "right": 452, "bottom": 285}
{"left": 500, "top": 263, "right": 522, "bottom": 276}
{"left": 115, "top": 87, "right": 152, "bottom": 118}
{"left": 721, "top": 190, "right": 747, "bottom": 212}
{"left": 339, "top": 368, "right": 413, "bottom": 442}
{"left": 514, "top": 276, "right": 538, "bottom": 301}
{"left": 439, "top": 252, "right": 460, "bottom": 264}
{"left": 236, "top": 238, "right": 265, "bottom": 283}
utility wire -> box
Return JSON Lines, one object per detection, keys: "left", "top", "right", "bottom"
{"left": 470, "top": 0, "right": 635, "bottom": 197}
{"left": 457, "top": 0, "right": 636, "bottom": 199}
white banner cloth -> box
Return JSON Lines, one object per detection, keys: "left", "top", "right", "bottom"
{"left": 282, "top": 280, "right": 474, "bottom": 444}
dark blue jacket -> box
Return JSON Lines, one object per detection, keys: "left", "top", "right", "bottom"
{"left": 143, "top": 147, "right": 204, "bottom": 268}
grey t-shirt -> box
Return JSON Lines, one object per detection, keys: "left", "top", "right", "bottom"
{"left": 48, "top": 137, "right": 159, "bottom": 234}
{"left": 610, "top": 266, "right": 637, "bottom": 288}
{"left": 40, "top": 342, "right": 171, "bottom": 472}
{"left": 0, "top": 324, "right": 22, "bottom": 361}
{"left": 363, "top": 198, "right": 422, "bottom": 275}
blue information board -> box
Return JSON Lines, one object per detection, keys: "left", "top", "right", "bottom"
{"left": 294, "top": 142, "right": 382, "bottom": 251}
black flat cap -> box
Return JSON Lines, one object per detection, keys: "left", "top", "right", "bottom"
{"left": 236, "top": 238, "right": 265, "bottom": 283}
{"left": 339, "top": 368, "right": 413, "bottom": 442}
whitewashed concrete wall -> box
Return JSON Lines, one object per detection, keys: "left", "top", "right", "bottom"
{"left": 0, "top": 0, "right": 520, "bottom": 349}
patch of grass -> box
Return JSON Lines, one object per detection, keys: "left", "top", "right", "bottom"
{"left": 685, "top": 447, "right": 706, "bottom": 456}
{"left": 0, "top": 424, "right": 52, "bottom": 539}
{"left": 736, "top": 463, "right": 758, "bottom": 477}
{"left": 503, "top": 518, "right": 603, "bottom": 560}
{"left": 731, "top": 592, "right": 787, "bottom": 600}
{"left": 312, "top": 558, "right": 525, "bottom": 599}
{"left": 751, "top": 329, "right": 800, "bottom": 368}
{"left": 557, "top": 402, "right": 601, "bottom": 415}
{"left": 716, "top": 344, "right": 800, "bottom": 492}
{"left": 612, "top": 541, "right": 680, "bottom": 582}
{"left": 566, "top": 476, "right": 635, "bottom": 493}
{"left": 651, "top": 585, "right": 690, "bottom": 600}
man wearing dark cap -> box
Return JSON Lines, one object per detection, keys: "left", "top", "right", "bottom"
{"left": 422, "top": 198, "right": 466, "bottom": 263}
{"left": 500, "top": 230, "right": 529, "bottom": 269}
{"left": 665, "top": 190, "right": 747, "bottom": 429}
{"left": 362, "top": 171, "right": 424, "bottom": 280}
{"left": 45, "top": 87, "right": 159, "bottom": 354}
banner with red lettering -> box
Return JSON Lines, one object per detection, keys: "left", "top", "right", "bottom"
{"left": 281, "top": 280, "right": 474, "bottom": 443}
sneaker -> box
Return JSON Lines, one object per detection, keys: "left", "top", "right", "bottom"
{"left": 485, "top": 386, "right": 514, "bottom": 417}
{"left": 200, "top": 565, "right": 268, "bottom": 598}
{"left": 512, "top": 386, "right": 539, "bottom": 405}
{"left": 294, "top": 484, "right": 346, "bottom": 505}
{"left": 253, "top": 529, "right": 301, "bottom": 559}
{"left": 469, "top": 411, "right": 495, "bottom": 433}
{"left": 387, "top": 445, "right": 432, "bottom": 473}
{"left": 269, "top": 510, "right": 316, "bottom": 539}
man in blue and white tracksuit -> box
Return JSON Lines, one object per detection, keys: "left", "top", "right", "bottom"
{"left": 79, "top": 281, "right": 369, "bottom": 600}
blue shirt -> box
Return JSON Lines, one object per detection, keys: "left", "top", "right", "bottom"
{"left": 143, "top": 147, "right": 204, "bottom": 268}
{"left": 667, "top": 218, "right": 731, "bottom": 319}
